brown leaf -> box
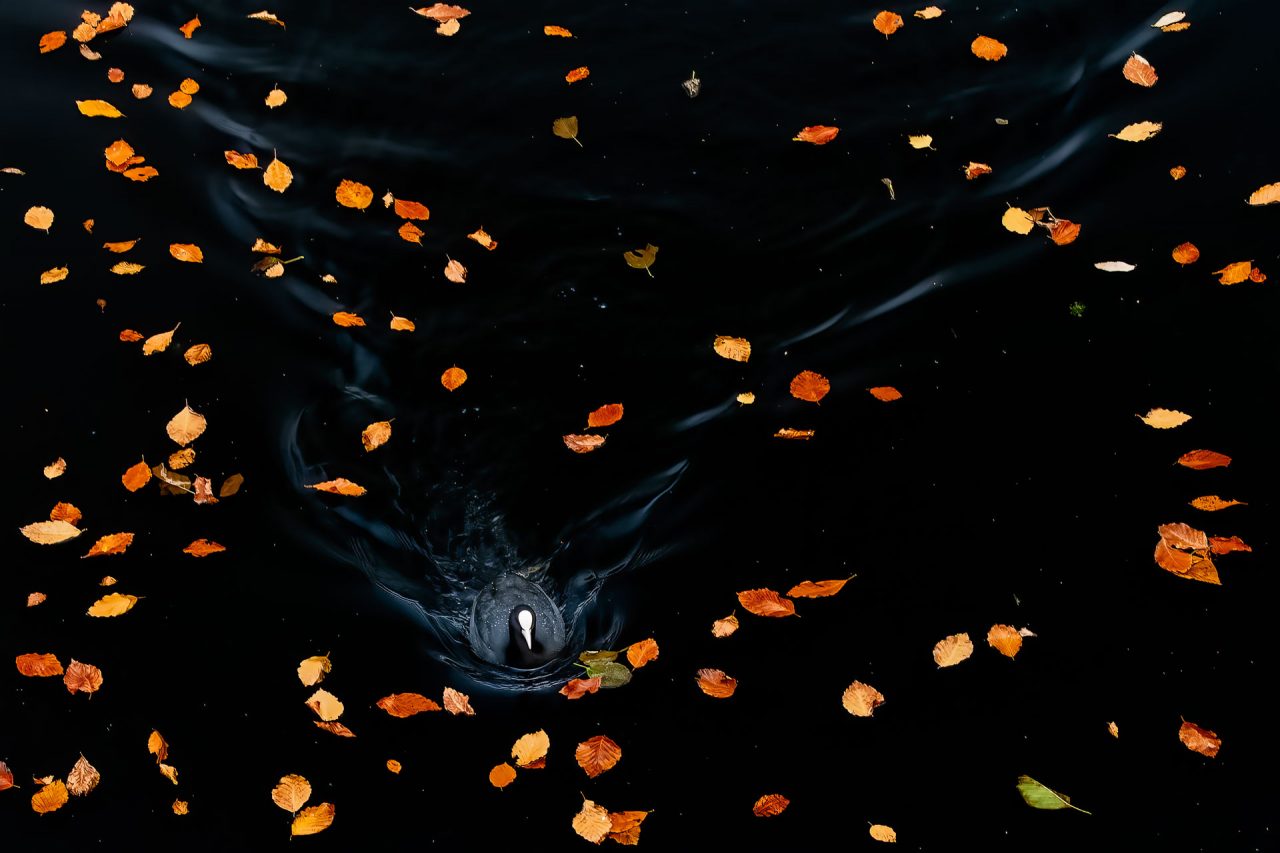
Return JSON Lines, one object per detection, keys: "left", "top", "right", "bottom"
{"left": 872, "top": 10, "right": 903, "bottom": 37}
{"left": 122, "top": 459, "right": 151, "bottom": 491}
{"left": 564, "top": 434, "right": 606, "bottom": 453}
{"left": 193, "top": 473, "right": 217, "bottom": 502}
{"left": 83, "top": 533, "right": 135, "bottom": 558}
{"left": 443, "top": 687, "right": 476, "bottom": 715}
{"left": 1159, "top": 522, "right": 1209, "bottom": 551}
{"left": 1047, "top": 219, "right": 1082, "bottom": 246}
{"left": 66, "top": 755, "right": 100, "bottom": 796}
{"left": 626, "top": 638, "right": 659, "bottom": 669}
{"left": 1178, "top": 720, "right": 1221, "bottom": 757}
{"left": 16, "top": 653, "right": 63, "bottom": 677}
{"left": 560, "top": 677, "right": 602, "bottom": 699}
{"left": 842, "top": 680, "right": 885, "bottom": 716}
{"left": 362, "top": 421, "right": 392, "bottom": 451}
{"left": 376, "top": 693, "right": 442, "bottom": 717}
{"left": 752, "top": 793, "right": 790, "bottom": 817}
{"left": 565, "top": 65, "right": 590, "bottom": 83}
{"left": 933, "top": 632, "right": 974, "bottom": 667}
{"left": 64, "top": 660, "right": 104, "bottom": 695}
{"left": 1122, "top": 53, "right": 1158, "bottom": 86}
{"left": 441, "top": 366, "right": 468, "bottom": 391}
{"left": 575, "top": 735, "right": 621, "bottom": 778}
{"left": 219, "top": 473, "right": 245, "bottom": 497}
{"left": 696, "top": 667, "right": 737, "bottom": 698}
{"left": 1189, "top": 495, "right": 1246, "bottom": 511}
{"left": 711, "top": 613, "right": 739, "bottom": 637}
{"left": 0, "top": 760, "right": 13, "bottom": 790}
{"left": 789, "top": 370, "right": 830, "bottom": 402}
{"left": 792, "top": 125, "right": 839, "bottom": 145}
{"left": 31, "top": 780, "right": 69, "bottom": 814}
{"left": 183, "top": 538, "right": 226, "bottom": 557}
{"left": 971, "top": 35, "right": 1008, "bottom": 60}
{"left": 272, "top": 774, "right": 312, "bottom": 813}
{"left": 1176, "top": 449, "right": 1231, "bottom": 470}
{"left": 736, "top": 588, "right": 796, "bottom": 617}
{"left": 489, "top": 763, "right": 517, "bottom": 788}
{"left": 291, "top": 803, "right": 335, "bottom": 837}
{"left": 1208, "top": 535, "right": 1251, "bottom": 555}
{"left": 49, "top": 502, "right": 82, "bottom": 525}
{"left": 987, "top": 624, "right": 1023, "bottom": 659}
{"left": 787, "top": 577, "right": 853, "bottom": 598}
{"left": 313, "top": 721, "right": 357, "bottom": 737}
{"left": 1170, "top": 165, "right": 1187, "bottom": 180}
{"left": 587, "top": 403, "right": 624, "bottom": 428}
{"left": 607, "top": 810, "right": 650, "bottom": 845}
{"left": 306, "top": 478, "right": 366, "bottom": 496}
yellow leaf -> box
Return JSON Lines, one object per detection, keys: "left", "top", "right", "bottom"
{"left": 623, "top": 244, "right": 659, "bottom": 275}
{"left": 111, "top": 262, "right": 145, "bottom": 274}
{"left": 869, "top": 824, "right": 898, "bottom": 842}
{"left": 159, "top": 764, "right": 179, "bottom": 784}
{"left": 167, "top": 404, "right": 208, "bottom": 445}
{"left": 390, "top": 314, "right": 416, "bottom": 331}
{"left": 305, "top": 688, "right": 344, "bottom": 721}
{"left": 291, "top": 803, "right": 335, "bottom": 836}
{"left": 914, "top": 6, "right": 943, "bottom": 18}
{"left": 842, "top": 680, "right": 885, "bottom": 716}
{"left": 1109, "top": 121, "right": 1163, "bottom": 142}
{"left": 297, "top": 654, "right": 332, "bottom": 686}
{"left": 552, "top": 115, "right": 582, "bottom": 146}
{"left": 932, "top": 632, "right": 974, "bottom": 667}
{"left": 1247, "top": 182, "right": 1280, "bottom": 206}
{"left": 76, "top": 99, "right": 124, "bottom": 118}
{"left": 271, "top": 774, "right": 312, "bottom": 813}
{"left": 24, "top": 205, "right": 54, "bottom": 231}
{"left": 907, "top": 134, "right": 933, "bottom": 149}
{"left": 1002, "top": 207, "right": 1035, "bottom": 235}
{"left": 1138, "top": 407, "right": 1191, "bottom": 429}
{"left": 265, "top": 86, "right": 287, "bottom": 108}
{"left": 713, "top": 335, "right": 751, "bottom": 362}
{"left": 143, "top": 324, "right": 180, "bottom": 355}
{"left": 40, "top": 266, "right": 69, "bottom": 285}
{"left": 184, "top": 343, "right": 212, "bottom": 365}
{"left": 87, "top": 592, "right": 138, "bottom": 616}
{"left": 20, "top": 520, "right": 84, "bottom": 545}
{"left": 512, "top": 730, "right": 550, "bottom": 768}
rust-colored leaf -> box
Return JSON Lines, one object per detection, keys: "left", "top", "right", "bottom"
{"left": 362, "top": 421, "right": 392, "bottom": 451}
{"left": 737, "top": 588, "right": 796, "bottom": 617}
{"left": 544, "top": 25, "right": 573, "bottom": 37}
{"left": 83, "top": 533, "right": 135, "bottom": 558}
{"left": 179, "top": 16, "right": 200, "bottom": 38}
{"left": 565, "top": 66, "right": 590, "bottom": 83}
{"left": 148, "top": 730, "right": 168, "bottom": 763}
{"left": 1170, "top": 165, "right": 1187, "bottom": 180}
{"left": 332, "top": 311, "right": 366, "bottom": 327}
{"left": 971, "top": 35, "right": 1008, "bottom": 61}
{"left": 1209, "top": 535, "right": 1251, "bottom": 555}
{"left": 40, "top": 31, "right": 68, "bottom": 52}
{"left": 774, "top": 427, "right": 815, "bottom": 440}
{"left": 607, "top": 810, "right": 650, "bottom": 845}
{"left": 225, "top": 150, "right": 260, "bottom": 170}
{"left": 489, "top": 763, "right": 517, "bottom": 789}
{"left": 49, "top": 502, "right": 81, "bottom": 525}
{"left": 443, "top": 686, "right": 475, "bottom": 715}
{"left": 1048, "top": 219, "right": 1082, "bottom": 246}
{"left": 313, "top": 721, "right": 357, "bottom": 737}
{"left": 626, "top": 638, "right": 659, "bottom": 669}
{"left": 587, "top": 403, "right": 624, "bottom": 428}
{"left": 182, "top": 538, "right": 226, "bottom": 557}
{"left": 64, "top": 660, "right": 103, "bottom": 695}
{"left": 1122, "top": 53, "right": 1158, "bottom": 86}
{"left": 122, "top": 459, "right": 151, "bottom": 491}
{"left": 564, "top": 434, "right": 606, "bottom": 453}
{"left": 28, "top": 592, "right": 47, "bottom": 607}
{"left": 1176, "top": 449, "right": 1231, "bottom": 470}
{"left": 964, "top": 162, "right": 993, "bottom": 180}
{"left": 695, "top": 667, "right": 737, "bottom": 698}
{"left": 868, "top": 386, "right": 903, "bottom": 402}
{"left": 789, "top": 370, "right": 830, "bottom": 402}
{"left": 306, "top": 478, "right": 366, "bottom": 496}
{"left": 1171, "top": 242, "right": 1200, "bottom": 265}
{"left": 987, "top": 624, "right": 1023, "bottom": 659}
{"left": 786, "top": 577, "right": 853, "bottom": 598}
{"left": 0, "top": 760, "right": 13, "bottom": 790}
{"left": 1178, "top": 720, "right": 1221, "bottom": 757}
{"left": 842, "top": 680, "right": 885, "bottom": 716}
{"left": 560, "top": 677, "right": 602, "bottom": 699}
{"left": 441, "top": 366, "right": 468, "bottom": 391}
{"left": 391, "top": 198, "right": 430, "bottom": 220}
{"left": 752, "top": 794, "right": 790, "bottom": 817}
{"left": 169, "top": 243, "right": 203, "bottom": 263}
{"left": 1188, "top": 495, "right": 1246, "bottom": 511}
{"left": 31, "top": 780, "right": 69, "bottom": 814}
{"left": 16, "top": 653, "right": 63, "bottom": 677}
{"left": 398, "top": 221, "right": 424, "bottom": 244}
{"left": 411, "top": 4, "right": 471, "bottom": 22}
{"left": 575, "top": 735, "right": 621, "bottom": 778}
{"left": 376, "top": 693, "right": 442, "bottom": 717}
{"left": 173, "top": 800, "right": 189, "bottom": 814}
{"left": 792, "top": 125, "right": 839, "bottom": 145}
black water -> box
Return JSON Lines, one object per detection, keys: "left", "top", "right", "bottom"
{"left": 3, "top": 0, "right": 1277, "bottom": 848}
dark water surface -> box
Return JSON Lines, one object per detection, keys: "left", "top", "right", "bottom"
{"left": 3, "top": 0, "right": 1277, "bottom": 848}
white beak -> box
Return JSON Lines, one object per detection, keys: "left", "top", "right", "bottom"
{"left": 517, "top": 609, "right": 535, "bottom": 650}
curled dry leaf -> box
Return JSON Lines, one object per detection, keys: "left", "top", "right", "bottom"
{"left": 870, "top": 824, "right": 898, "bottom": 843}
{"left": 563, "top": 434, "right": 607, "bottom": 454}
{"left": 167, "top": 404, "right": 207, "bottom": 446}
{"left": 305, "top": 689, "right": 344, "bottom": 721}
{"left": 1108, "top": 721, "right": 1120, "bottom": 738}
{"left": 774, "top": 428, "right": 815, "bottom": 440}
{"left": 1095, "top": 261, "right": 1136, "bottom": 273}
{"left": 1153, "top": 12, "right": 1186, "bottom": 28}
{"left": 933, "top": 632, "right": 974, "bottom": 667}
{"left": 83, "top": 533, "right": 134, "bottom": 558}
{"left": 914, "top": 6, "right": 943, "bottom": 19}
{"left": 1123, "top": 53, "right": 1158, "bottom": 86}
{"left": 1110, "top": 121, "right": 1163, "bottom": 142}
{"left": 183, "top": 539, "right": 225, "bottom": 557}
{"left": 1154, "top": 523, "right": 1219, "bottom": 585}
{"left": 148, "top": 730, "right": 168, "bottom": 763}
{"left": 297, "top": 654, "right": 331, "bottom": 686}
{"left": 1189, "top": 495, "right": 1246, "bottom": 511}
{"left": 872, "top": 11, "right": 904, "bottom": 37}
{"left": 179, "top": 16, "right": 200, "bottom": 38}
{"left": 987, "top": 624, "right": 1023, "bottom": 658}
{"left": 587, "top": 403, "right": 624, "bottom": 428}
{"left": 306, "top": 478, "right": 366, "bottom": 496}
{"left": 87, "top": 592, "right": 138, "bottom": 615}
{"left": 44, "top": 457, "right": 67, "bottom": 478}
{"left": 333, "top": 311, "right": 365, "bottom": 327}
{"left": 247, "top": 10, "right": 286, "bottom": 27}
{"left": 225, "top": 150, "right": 259, "bottom": 169}
{"left": 362, "top": 421, "right": 392, "bottom": 451}
{"left": 1171, "top": 242, "right": 1200, "bottom": 265}
{"left": 376, "top": 693, "right": 442, "bottom": 717}
{"left": 512, "top": 730, "right": 550, "bottom": 767}
{"left": 272, "top": 774, "right": 312, "bottom": 813}
{"left": 436, "top": 18, "right": 461, "bottom": 35}
{"left": 737, "top": 588, "right": 796, "bottom": 617}
{"left": 314, "top": 721, "right": 357, "bottom": 737}
{"left": 789, "top": 370, "right": 830, "bottom": 402}
{"left": 64, "top": 660, "right": 104, "bottom": 695}
{"left": 608, "top": 811, "right": 650, "bottom": 845}
{"left": 0, "top": 760, "right": 14, "bottom": 789}
{"left": 467, "top": 227, "right": 497, "bottom": 250}
{"left": 50, "top": 502, "right": 82, "bottom": 525}
{"left": 441, "top": 366, "right": 468, "bottom": 391}
{"left": 626, "top": 638, "right": 659, "bottom": 669}
{"left": 623, "top": 244, "right": 659, "bottom": 276}
{"left": 971, "top": 35, "right": 1008, "bottom": 60}
{"left": 711, "top": 613, "right": 739, "bottom": 637}
{"left": 565, "top": 66, "right": 590, "bottom": 83}
{"left": 696, "top": 667, "right": 737, "bottom": 698}
{"left": 390, "top": 314, "right": 416, "bottom": 331}
{"left": 159, "top": 764, "right": 179, "bottom": 785}
{"left": 1047, "top": 219, "right": 1082, "bottom": 246}
{"left": 737, "top": 392, "right": 755, "bottom": 404}
{"left": 1139, "top": 408, "right": 1191, "bottom": 429}
{"left": 560, "top": 677, "right": 602, "bottom": 699}
{"left": 1170, "top": 165, "right": 1188, "bottom": 180}
{"left": 753, "top": 794, "right": 790, "bottom": 817}
{"left": 292, "top": 803, "right": 335, "bottom": 837}
{"left": 576, "top": 736, "right": 621, "bottom": 778}
{"left": 573, "top": 799, "right": 612, "bottom": 844}
{"left": 489, "top": 763, "right": 517, "bottom": 788}
{"left": 386, "top": 759, "right": 401, "bottom": 774}
{"left": 67, "top": 755, "right": 100, "bottom": 796}
{"left": 31, "top": 780, "right": 69, "bottom": 814}
{"left": 713, "top": 335, "right": 751, "bottom": 362}
{"left": 787, "top": 577, "right": 853, "bottom": 598}
{"left": 444, "top": 258, "right": 467, "bottom": 282}
{"left": 964, "top": 162, "right": 993, "bottom": 180}
{"left": 443, "top": 687, "right": 476, "bottom": 715}
{"left": 173, "top": 800, "right": 189, "bottom": 814}
{"left": 16, "top": 653, "right": 64, "bottom": 677}
{"left": 793, "top": 125, "right": 840, "bottom": 145}
{"left": 842, "top": 680, "right": 885, "bottom": 716}
{"left": 1179, "top": 720, "right": 1221, "bottom": 757}
{"left": 20, "top": 520, "right": 83, "bottom": 545}
{"left": 1209, "top": 536, "right": 1251, "bottom": 555}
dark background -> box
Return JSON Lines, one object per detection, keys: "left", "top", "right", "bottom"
{"left": 2, "top": 0, "right": 1276, "bottom": 849}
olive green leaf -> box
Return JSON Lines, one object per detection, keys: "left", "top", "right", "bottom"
{"left": 1016, "top": 775, "right": 1092, "bottom": 815}
{"left": 552, "top": 116, "right": 583, "bottom": 147}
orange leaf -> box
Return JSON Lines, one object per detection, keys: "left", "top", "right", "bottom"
{"left": 986, "top": 624, "right": 1023, "bottom": 659}
{"left": 148, "top": 730, "right": 169, "bottom": 763}
{"left": 564, "top": 434, "right": 606, "bottom": 453}
{"left": 1171, "top": 242, "right": 1200, "bottom": 265}
{"left": 789, "top": 370, "right": 830, "bottom": 402}
{"left": 467, "top": 227, "right": 498, "bottom": 250}
{"left": 305, "top": 689, "right": 344, "bottom": 721}
{"left": 40, "top": 267, "right": 69, "bottom": 285}
{"left": 737, "top": 588, "right": 796, "bottom": 617}
{"left": 544, "top": 25, "right": 573, "bottom": 37}
{"left": 774, "top": 427, "right": 815, "bottom": 440}
{"left": 1047, "top": 219, "right": 1081, "bottom": 246}
{"left": 170, "top": 243, "right": 203, "bottom": 263}
{"left": 560, "top": 677, "right": 602, "bottom": 699}
{"left": 1247, "top": 182, "right": 1280, "bottom": 206}
{"left": 119, "top": 329, "right": 143, "bottom": 341}
{"left": 124, "top": 165, "right": 158, "bottom": 182}
{"left": 868, "top": 385, "right": 902, "bottom": 402}
{"left": 390, "top": 314, "right": 416, "bottom": 331}
{"left": 932, "top": 632, "right": 973, "bottom": 667}
{"left": 40, "top": 31, "right": 68, "bottom": 53}
{"left": 44, "top": 458, "right": 67, "bottom": 479}
{"left": 792, "top": 125, "right": 839, "bottom": 145}
{"left": 183, "top": 539, "right": 225, "bottom": 557}
{"left": 1170, "top": 165, "right": 1188, "bottom": 180}
{"left": 443, "top": 686, "right": 475, "bottom": 715}
{"left": 1212, "top": 261, "right": 1253, "bottom": 285}
{"left": 444, "top": 258, "right": 467, "bottom": 283}
{"left": 872, "top": 10, "right": 903, "bottom": 37}
{"left": 122, "top": 459, "right": 151, "bottom": 491}
{"left": 132, "top": 83, "right": 152, "bottom": 99}
{"left": 394, "top": 198, "right": 430, "bottom": 220}
{"left": 291, "top": 803, "right": 335, "bottom": 837}
{"left": 179, "top": 16, "right": 200, "bottom": 38}
{"left": 565, "top": 66, "right": 590, "bottom": 83}
{"left": 306, "top": 478, "right": 366, "bottom": 496}
{"left": 264, "top": 153, "right": 293, "bottom": 191}
{"left": 841, "top": 680, "right": 885, "bottom": 716}
{"left": 870, "top": 824, "right": 898, "bottom": 842}
{"left": 83, "top": 532, "right": 135, "bottom": 558}
{"left": 332, "top": 311, "right": 366, "bottom": 327}
{"left": 362, "top": 421, "right": 392, "bottom": 452}
{"left": 313, "top": 721, "right": 357, "bottom": 737}
{"left": 587, "top": 403, "right": 624, "bottom": 428}
{"left": 1208, "top": 535, "right": 1251, "bottom": 555}
{"left": 168, "top": 91, "right": 192, "bottom": 109}
{"left": 16, "top": 652, "right": 63, "bottom": 677}
{"left": 225, "top": 150, "right": 260, "bottom": 170}
{"left": 31, "top": 780, "right": 69, "bottom": 814}
{"left": 711, "top": 613, "right": 739, "bottom": 637}
{"left": 335, "top": 179, "right": 374, "bottom": 209}
{"left": 385, "top": 759, "right": 401, "bottom": 774}
{"left": 104, "top": 139, "right": 134, "bottom": 166}
{"left": 1178, "top": 720, "right": 1221, "bottom": 757}
{"left": 50, "top": 502, "right": 82, "bottom": 525}
{"left": 786, "top": 577, "right": 853, "bottom": 598}
{"left": 0, "top": 760, "right": 13, "bottom": 790}
{"left": 489, "top": 763, "right": 517, "bottom": 788}
{"left": 695, "top": 667, "right": 737, "bottom": 698}
{"left": 64, "top": 660, "right": 104, "bottom": 695}
{"left": 24, "top": 205, "right": 54, "bottom": 232}
{"left": 607, "top": 811, "right": 650, "bottom": 845}
{"left": 441, "top": 366, "right": 468, "bottom": 390}
{"left": 1122, "top": 53, "right": 1158, "bottom": 86}
{"left": 179, "top": 78, "right": 200, "bottom": 95}
{"left": 626, "top": 638, "right": 659, "bottom": 669}
{"left": 398, "top": 221, "right": 424, "bottom": 244}
{"left": 752, "top": 794, "right": 790, "bottom": 817}
{"left": 963, "top": 161, "right": 993, "bottom": 180}
{"left": 1159, "top": 521, "right": 1208, "bottom": 551}
{"left": 573, "top": 798, "right": 613, "bottom": 844}
{"left": 1189, "top": 495, "right": 1246, "bottom": 511}
{"left": 376, "top": 693, "right": 442, "bottom": 717}
{"left": 575, "top": 735, "right": 622, "bottom": 778}
{"left": 971, "top": 35, "right": 1008, "bottom": 61}
{"left": 411, "top": 4, "right": 471, "bottom": 22}
{"left": 1176, "top": 449, "right": 1231, "bottom": 470}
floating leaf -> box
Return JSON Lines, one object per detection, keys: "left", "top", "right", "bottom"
{"left": 64, "top": 660, "right": 103, "bottom": 695}
{"left": 305, "top": 689, "right": 344, "bottom": 721}
{"left": 24, "top": 205, "right": 54, "bottom": 232}
{"left": 1002, "top": 207, "right": 1035, "bottom": 235}
{"left": 907, "top": 134, "right": 934, "bottom": 150}
{"left": 987, "top": 624, "right": 1023, "bottom": 658}
{"left": 335, "top": 179, "right": 374, "bottom": 209}
{"left": 77, "top": 99, "right": 124, "bottom": 118}
{"left": 332, "top": 311, "right": 366, "bottom": 327}
{"left": 272, "top": 775, "right": 311, "bottom": 813}
{"left": 933, "top": 632, "right": 974, "bottom": 667}
{"left": 1047, "top": 219, "right": 1082, "bottom": 246}
{"left": 291, "top": 803, "right": 335, "bottom": 837}
{"left": 66, "top": 755, "right": 100, "bottom": 796}
{"left": 560, "top": 677, "right": 603, "bottom": 699}
{"left": 872, "top": 10, "right": 903, "bottom": 37}
{"left": 179, "top": 16, "right": 200, "bottom": 38}
{"left": 842, "top": 680, "right": 885, "bottom": 716}
{"left": 40, "top": 31, "right": 68, "bottom": 52}
{"left": 0, "top": 760, "right": 13, "bottom": 790}
{"left": 265, "top": 86, "right": 287, "bottom": 108}
{"left": 220, "top": 473, "right": 245, "bottom": 497}
{"left": 247, "top": 10, "right": 286, "bottom": 27}
{"left": 31, "top": 780, "right": 69, "bottom": 814}
{"left": 565, "top": 66, "right": 590, "bottom": 83}
{"left": 711, "top": 613, "right": 739, "bottom": 637}
{"left": 787, "top": 577, "right": 853, "bottom": 598}
{"left": 83, "top": 533, "right": 134, "bottom": 558}
{"left": 28, "top": 592, "right": 47, "bottom": 607}
{"left": 376, "top": 693, "right": 442, "bottom": 717}
{"left": 573, "top": 799, "right": 612, "bottom": 844}
{"left": 624, "top": 243, "right": 659, "bottom": 276}
{"left": 964, "top": 161, "right": 993, "bottom": 180}
{"left": 143, "top": 325, "right": 179, "bottom": 356}
{"left": 390, "top": 314, "right": 416, "bottom": 331}
{"left": 225, "top": 150, "right": 260, "bottom": 169}
{"left": 971, "top": 35, "right": 1007, "bottom": 60}
{"left": 173, "top": 800, "right": 189, "bottom": 814}
{"left": 1247, "top": 182, "right": 1280, "bottom": 206}
{"left": 444, "top": 258, "right": 467, "bottom": 282}
{"left": 1211, "top": 260, "right": 1253, "bottom": 285}
{"left": 1123, "top": 53, "right": 1158, "bottom": 87}
{"left": 793, "top": 125, "right": 839, "bottom": 145}
{"left": 132, "top": 83, "right": 152, "bottom": 99}
{"left": 40, "top": 266, "right": 69, "bottom": 285}
{"left": 1016, "top": 775, "right": 1091, "bottom": 814}
{"left": 443, "top": 687, "right": 475, "bottom": 715}
{"left": 362, "top": 421, "right": 392, "bottom": 451}
{"left": 1178, "top": 720, "right": 1221, "bottom": 757}
{"left": 20, "top": 520, "right": 83, "bottom": 545}
{"left": 789, "top": 370, "right": 830, "bottom": 402}
{"left": 544, "top": 25, "right": 573, "bottom": 37}
{"left": 87, "top": 592, "right": 137, "bottom": 616}
{"left": 869, "top": 386, "right": 903, "bottom": 402}
{"left": 1095, "top": 261, "right": 1136, "bottom": 272}
{"left": 915, "top": 6, "right": 943, "bottom": 19}
{"left": 16, "top": 653, "right": 63, "bottom": 677}
{"left": 1209, "top": 535, "right": 1251, "bottom": 554}
{"left": 264, "top": 153, "right": 293, "bottom": 192}
{"left": 1188, "top": 495, "right": 1246, "bottom": 511}
{"left": 552, "top": 115, "right": 582, "bottom": 146}
{"left": 512, "top": 730, "right": 550, "bottom": 768}
{"left": 1171, "top": 242, "right": 1200, "bottom": 265}
{"left": 296, "top": 654, "right": 331, "bottom": 686}
{"left": 167, "top": 404, "right": 207, "bottom": 445}
{"left": 184, "top": 343, "right": 212, "bottom": 365}
{"left": 183, "top": 538, "right": 225, "bottom": 557}
{"left": 489, "top": 763, "right": 517, "bottom": 788}
{"left": 411, "top": 4, "right": 470, "bottom": 21}
{"left": 736, "top": 588, "right": 796, "bottom": 617}
{"left": 870, "top": 824, "right": 898, "bottom": 842}
{"left": 713, "top": 335, "right": 751, "bottom": 362}
{"left": 169, "top": 243, "right": 203, "bottom": 263}
{"left": 148, "top": 730, "right": 168, "bottom": 763}
{"left": 1109, "top": 121, "right": 1162, "bottom": 142}
{"left": 587, "top": 404, "right": 624, "bottom": 428}
{"left": 1138, "top": 408, "right": 1190, "bottom": 429}
{"left": 774, "top": 428, "right": 815, "bottom": 440}
{"left": 441, "top": 366, "right": 468, "bottom": 391}
{"left": 696, "top": 668, "right": 737, "bottom": 698}
{"left": 467, "top": 227, "right": 497, "bottom": 250}
{"left": 575, "top": 735, "right": 621, "bottom": 778}
{"left": 306, "top": 478, "right": 366, "bottom": 496}
{"left": 314, "top": 721, "right": 356, "bottom": 737}
{"left": 399, "top": 222, "right": 424, "bottom": 244}
{"left": 44, "top": 458, "right": 67, "bottom": 478}
{"left": 1152, "top": 11, "right": 1186, "bottom": 28}
{"left": 626, "top": 638, "right": 659, "bottom": 669}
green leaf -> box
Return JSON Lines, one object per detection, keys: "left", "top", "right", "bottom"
{"left": 623, "top": 244, "right": 659, "bottom": 277}
{"left": 1016, "top": 775, "right": 1091, "bottom": 815}
{"left": 585, "top": 661, "right": 632, "bottom": 688}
